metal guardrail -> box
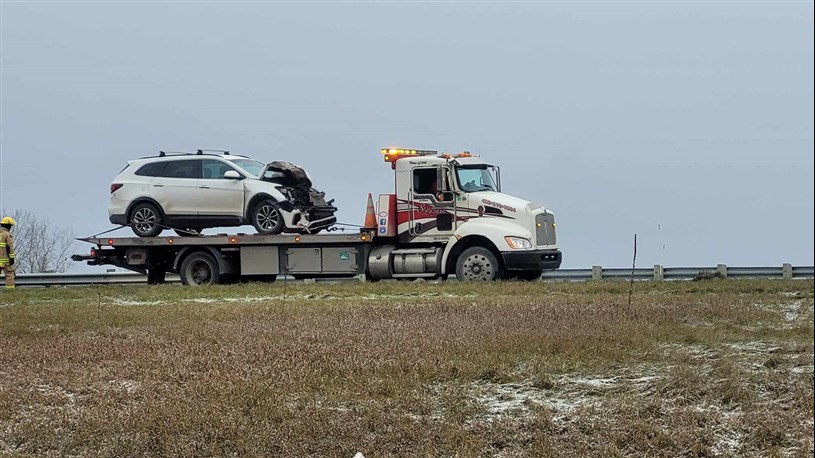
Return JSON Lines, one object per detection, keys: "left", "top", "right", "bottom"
{"left": 15, "top": 272, "right": 181, "bottom": 286}
{"left": 10, "top": 264, "right": 814, "bottom": 287}
{"left": 544, "top": 264, "right": 813, "bottom": 281}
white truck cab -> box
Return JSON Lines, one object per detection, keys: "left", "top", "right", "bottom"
{"left": 370, "top": 149, "right": 562, "bottom": 281}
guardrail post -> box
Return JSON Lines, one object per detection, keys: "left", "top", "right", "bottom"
{"left": 717, "top": 264, "right": 727, "bottom": 279}
{"left": 783, "top": 263, "right": 793, "bottom": 280}
{"left": 654, "top": 264, "right": 664, "bottom": 281}
{"left": 592, "top": 265, "right": 603, "bottom": 281}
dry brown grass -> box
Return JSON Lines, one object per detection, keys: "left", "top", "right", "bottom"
{"left": 1, "top": 279, "right": 812, "bottom": 457}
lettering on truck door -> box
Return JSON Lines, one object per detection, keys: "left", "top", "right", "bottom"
{"left": 404, "top": 166, "right": 456, "bottom": 239}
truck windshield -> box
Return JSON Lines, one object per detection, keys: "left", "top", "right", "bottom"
{"left": 455, "top": 165, "right": 499, "bottom": 192}
{"left": 230, "top": 159, "right": 265, "bottom": 177}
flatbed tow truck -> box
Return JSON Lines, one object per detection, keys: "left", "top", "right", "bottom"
{"left": 74, "top": 148, "right": 562, "bottom": 285}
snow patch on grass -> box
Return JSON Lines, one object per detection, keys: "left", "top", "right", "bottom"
{"left": 180, "top": 292, "right": 473, "bottom": 304}
{"left": 727, "top": 341, "right": 780, "bottom": 355}
{"left": 468, "top": 381, "right": 590, "bottom": 424}
{"left": 108, "top": 379, "right": 141, "bottom": 394}
{"left": 112, "top": 298, "right": 163, "bottom": 306}
{"left": 783, "top": 300, "right": 803, "bottom": 321}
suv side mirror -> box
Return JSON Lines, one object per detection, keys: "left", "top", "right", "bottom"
{"left": 224, "top": 170, "right": 243, "bottom": 180}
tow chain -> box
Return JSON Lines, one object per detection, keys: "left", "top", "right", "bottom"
{"left": 91, "top": 222, "right": 201, "bottom": 238}
{"left": 90, "top": 225, "right": 130, "bottom": 238}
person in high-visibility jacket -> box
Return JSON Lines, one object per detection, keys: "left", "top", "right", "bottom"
{"left": 0, "top": 216, "right": 16, "bottom": 290}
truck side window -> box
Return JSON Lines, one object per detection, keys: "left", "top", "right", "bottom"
{"left": 413, "top": 168, "right": 438, "bottom": 195}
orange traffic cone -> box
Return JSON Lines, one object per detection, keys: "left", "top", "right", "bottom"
{"left": 363, "top": 193, "right": 377, "bottom": 229}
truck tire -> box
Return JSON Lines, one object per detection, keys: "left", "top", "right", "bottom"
{"left": 251, "top": 200, "right": 284, "bottom": 235}
{"left": 455, "top": 246, "right": 501, "bottom": 282}
{"left": 179, "top": 252, "right": 221, "bottom": 286}
{"left": 130, "top": 202, "right": 163, "bottom": 237}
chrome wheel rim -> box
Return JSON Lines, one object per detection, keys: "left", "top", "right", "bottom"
{"left": 132, "top": 207, "right": 158, "bottom": 234}
{"left": 256, "top": 204, "right": 280, "bottom": 232}
{"left": 461, "top": 254, "right": 495, "bottom": 281}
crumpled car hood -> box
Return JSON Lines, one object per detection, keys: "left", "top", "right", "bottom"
{"left": 262, "top": 161, "right": 313, "bottom": 188}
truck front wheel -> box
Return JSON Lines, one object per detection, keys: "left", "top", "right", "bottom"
{"left": 455, "top": 247, "right": 501, "bottom": 282}
{"left": 180, "top": 252, "right": 221, "bottom": 286}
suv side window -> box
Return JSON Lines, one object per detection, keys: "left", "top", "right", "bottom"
{"left": 202, "top": 159, "right": 237, "bottom": 179}
{"left": 135, "top": 162, "right": 167, "bottom": 177}
{"left": 162, "top": 160, "right": 202, "bottom": 179}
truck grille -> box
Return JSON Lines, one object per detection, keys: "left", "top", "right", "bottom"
{"left": 535, "top": 213, "right": 557, "bottom": 246}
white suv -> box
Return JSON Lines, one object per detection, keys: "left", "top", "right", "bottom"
{"left": 108, "top": 151, "right": 337, "bottom": 237}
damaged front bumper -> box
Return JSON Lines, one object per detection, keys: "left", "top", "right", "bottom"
{"left": 290, "top": 205, "right": 338, "bottom": 232}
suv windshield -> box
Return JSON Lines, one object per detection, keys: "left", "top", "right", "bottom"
{"left": 455, "top": 165, "right": 499, "bottom": 192}
{"left": 230, "top": 159, "right": 265, "bottom": 177}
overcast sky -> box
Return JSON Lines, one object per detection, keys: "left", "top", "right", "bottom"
{"left": 1, "top": 2, "right": 813, "bottom": 270}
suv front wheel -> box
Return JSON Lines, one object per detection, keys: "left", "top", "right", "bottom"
{"left": 130, "top": 202, "right": 163, "bottom": 237}
{"left": 251, "top": 199, "right": 284, "bottom": 235}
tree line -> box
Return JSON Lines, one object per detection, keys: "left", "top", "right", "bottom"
{"left": 1, "top": 209, "right": 75, "bottom": 273}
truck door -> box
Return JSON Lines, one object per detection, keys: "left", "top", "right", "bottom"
{"left": 407, "top": 166, "right": 457, "bottom": 238}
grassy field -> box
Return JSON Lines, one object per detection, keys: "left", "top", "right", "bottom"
{"left": 1, "top": 279, "right": 812, "bottom": 457}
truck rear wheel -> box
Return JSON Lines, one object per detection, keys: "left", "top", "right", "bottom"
{"left": 180, "top": 252, "right": 220, "bottom": 286}
{"left": 455, "top": 247, "right": 501, "bottom": 282}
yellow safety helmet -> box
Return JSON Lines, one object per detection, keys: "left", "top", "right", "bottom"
{"left": 1, "top": 216, "right": 16, "bottom": 226}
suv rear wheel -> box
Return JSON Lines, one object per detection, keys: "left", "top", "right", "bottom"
{"left": 130, "top": 202, "right": 163, "bottom": 237}
{"left": 251, "top": 199, "right": 284, "bottom": 235}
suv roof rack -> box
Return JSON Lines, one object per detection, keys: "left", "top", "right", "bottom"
{"left": 197, "top": 148, "right": 250, "bottom": 159}
{"left": 196, "top": 149, "right": 230, "bottom": 155}
{"left": 145, "top": 149, "right": 249, "bottom": 160}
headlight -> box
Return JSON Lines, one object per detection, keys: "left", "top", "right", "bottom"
{"left": 505, "top": 236, "right": 532, "bottom": 249}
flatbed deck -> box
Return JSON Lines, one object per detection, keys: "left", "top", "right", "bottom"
{"left": 75, "top": 229, "right": 380, "bottom": 285}
{"left": 81, "top": 229, "right": 376, "bottom": 248}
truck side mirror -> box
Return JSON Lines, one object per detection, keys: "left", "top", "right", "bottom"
{"left": 437, "top": 167, "right": 449, "bottom": 192}
{"left": 437, "top": 191, "right": 455, "bottom": 202}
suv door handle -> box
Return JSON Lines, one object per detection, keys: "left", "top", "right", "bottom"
{"left": 199, "top": 186, "right": 210, "bottom": 189}
{"left": 152, "top": 184, "right": 164, "bottom": 187}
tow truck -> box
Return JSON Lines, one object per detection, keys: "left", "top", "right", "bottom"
{"left": 73, "top": 148, "right": 562, "bottom": 284}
